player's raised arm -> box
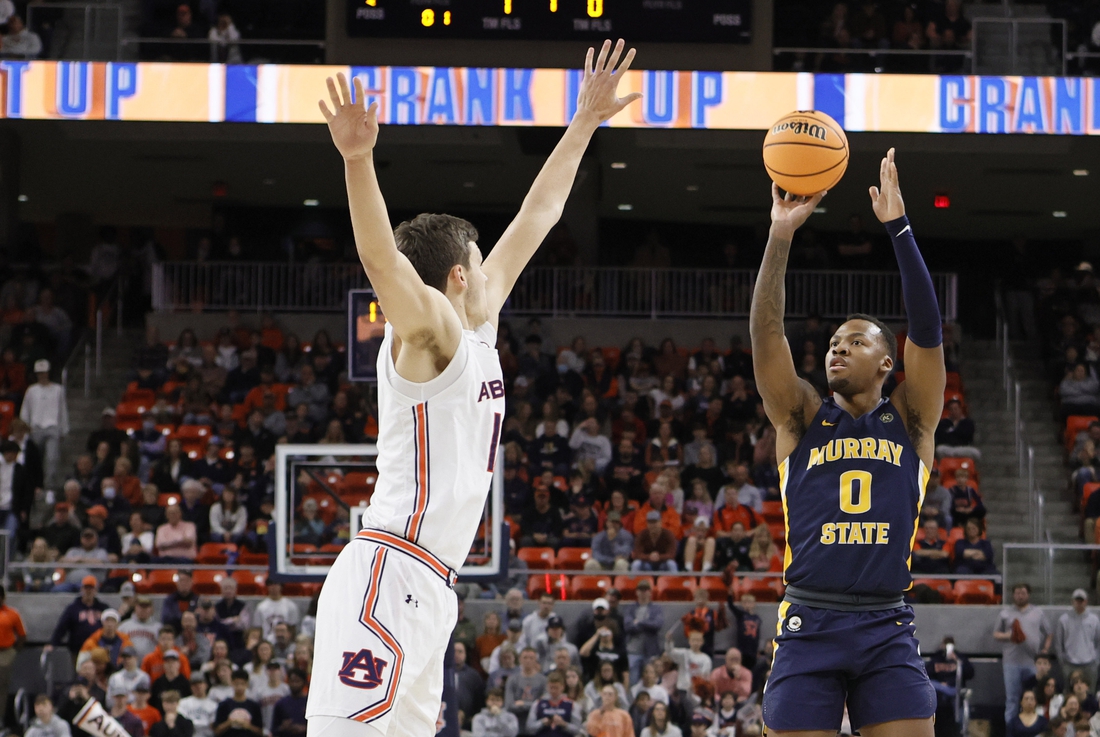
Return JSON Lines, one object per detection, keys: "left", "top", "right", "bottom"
{"left": 320, "top": 73, "right": 461, "bottom": 354}
{"left": 871, "top": 148, "right": 946, "bottom": 463}
{"left": 482, "top": 39, "right": 642, "bottom": 319}
{"left": 750, "top": 185, "right": 826, "bottom": 458}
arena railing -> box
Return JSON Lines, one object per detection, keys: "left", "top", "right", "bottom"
{"left": 1001, "top": 543, "right": 1098, "bottom": 605}
{"left": 59, "top": 275, "right": 123, "bottom": 399}
{"left": 151, "top": 262, "right": 959, "bottom": 322}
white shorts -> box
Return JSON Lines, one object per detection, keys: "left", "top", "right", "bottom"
{"left": 306, "top": 529, "right": 458, "bottom": 737}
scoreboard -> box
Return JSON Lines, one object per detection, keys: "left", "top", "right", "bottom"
{"left": 347, "top": 0, "right": 752, "bottom": 43}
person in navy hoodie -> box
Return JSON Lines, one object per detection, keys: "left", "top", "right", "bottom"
{"left": 527, "top": 671, "right": 582, "bottom": 736}
{"left": 45, "top": 576, "right": 109, "bottom": 656}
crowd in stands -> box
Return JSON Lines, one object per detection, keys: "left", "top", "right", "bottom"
{"left": 31, "top": 575, "right": 310, "bottom": 737}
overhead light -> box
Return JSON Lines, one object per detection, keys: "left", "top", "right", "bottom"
{"left": 303, "top": 199, "right": 319, "bottom": 207}
{"left": 617, "top": 203, "right": 633, "bottom": 211}
{"left": 686, "top": 185, "right": 699, "bottom": 192}
{"left": 611, "top": 162, "right": 627, "bottom": 169}
{"left": 463, "top": 181, "right": 475, "bottom": 188}
{"left": 813, "top": 206, "right": 827, "bottom": 214}
{"left": 1053, "top": 211, "right": 1068, "bottom": 218}
{"left": 1074, "top": 169, "right": 1089, "bottom": 177}
{"left": 16, "top": 195, "right": 27, "bottom": 202}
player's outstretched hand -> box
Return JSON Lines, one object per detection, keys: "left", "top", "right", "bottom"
{"left": 869, "top": 147, "right": 906, "bottom": 223}
{"left": 770, "top": 183, "right": 826, "bottom": 237}
{"left": 575, "top": 39, "right": 643, "bottom": 123}
{"left": 319, "top": 73, "right": 379, "bottom": 162}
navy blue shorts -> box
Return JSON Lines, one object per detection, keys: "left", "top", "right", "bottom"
{"left": 762, "top": 602, "right": 937, "bottom": 731}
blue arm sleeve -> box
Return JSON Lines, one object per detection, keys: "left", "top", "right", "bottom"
{"left": 885, "top": 215, "right": 942, "bottom": 348}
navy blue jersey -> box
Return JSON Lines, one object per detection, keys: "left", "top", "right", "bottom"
{"left": 779, "top": 397, "right": 928, "bottom": 596}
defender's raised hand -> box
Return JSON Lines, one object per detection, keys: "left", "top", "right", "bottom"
{"left": 575, "top": 39, "right": 643, "bottom": 123}
{"left": 869, "top": 147, "right": 906, "bottom": 223}
{"left": 319, "top": 73, "right": 379, "bottom": 162}
{"left": 769, "top": 183, "right": 826, "bottom": 238}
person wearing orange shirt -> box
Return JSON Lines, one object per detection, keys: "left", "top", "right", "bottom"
{"left": 585, "top": 683, "right": 633, "bottom": 737}
{"left": 80, "top": 609, "right": 134, "bottom": 668}
{"left": 0, "top": 585, "right": 25, "bottom": 725}
{"left": 129, "top": 682, "right": 163, "bottom": 734}
{"left": 631, "top": 481, "right": 682, "bottom": 540}
{"left": 712, "top": 486, "right": 762, "bottom": 537}
{"left": 113, "top": 457, "right": 144, "bottom": 507}
{"left": 143, "top": 625, "right": 192, "bottom": 682}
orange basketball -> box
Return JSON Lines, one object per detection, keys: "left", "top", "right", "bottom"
{"left": 762, "top": 110, "right": 849, "bottom": 196}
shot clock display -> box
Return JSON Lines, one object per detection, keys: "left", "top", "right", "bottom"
{"left": 347, "top": 0, "right": 752, "bottom": 43}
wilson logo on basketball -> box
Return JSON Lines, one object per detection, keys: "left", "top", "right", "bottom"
{"left": 770, "top": 120, "right": 828, "bottom": 141}
{"left": 338, "top": 649, "right": 390, "bottom": 689}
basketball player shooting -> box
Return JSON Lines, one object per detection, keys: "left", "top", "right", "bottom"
{"left": 305, "top": 41, "right": 641, "bottom": 737}
{"left": 750, "top": 149, "right": 944, "bottom": 737}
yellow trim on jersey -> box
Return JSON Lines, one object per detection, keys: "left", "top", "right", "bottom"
{"left": 905, "top": 460, "right": 932, "bottom": 584}
{"left": 775, "top": 600, "right": 790, "bottom": 639}
{"left": 778, "top": 457, "right": 792, "bottom": 582}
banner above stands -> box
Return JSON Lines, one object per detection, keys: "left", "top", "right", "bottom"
{"left": 2, "top": 60, "right": 1099, "bottom": 135}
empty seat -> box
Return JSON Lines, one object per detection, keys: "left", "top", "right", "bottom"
{"left": 697, "top": 576, "right": 729, "bottom": 602}
{"left": 527, "top": 573, "right": 570, "bottom": 600}
{"left": 612, "top": 575, "right": 654, "bottom": 601}
{"left": 734, "top": 577, "right": 782, "bottom": 602}
{"left": 140, "top": 569, "right": 179, "bottom": 594}
{"left": 283, "top": 582, "right": 323, "bottom": 597}
{"left": 655, "top": 576, "right": 696, "bottom": 602}
{"left": 945, "top": 372, "right": 962, "bottom": 391}
{"left": 239, "top": 551, "right": 269, "bottom": 567}
{"left": 233, "top": 570, "right": 268, "bottom": 596}
{"left": 517, "top": 547, "right": 555, "bottom": 570}
{"left": 192, "top": 570, "right": 227, "bottom": 595}
{"left": 570, "top": 575, "right": 611, "bottom": 600}
{"left": 197, "top": 542, "right": 236, "bottom": 565}
{"left": 762, "top": 501, "right": 784, "bottom": 526}
{"left": 555, "top": 548, "right": 591, "bottom": 570}
{"left": 913, "top": 578, "right": 956, "bottom": 603}
{"left": 954, "top": 579, "right": 996, "bottom": 605}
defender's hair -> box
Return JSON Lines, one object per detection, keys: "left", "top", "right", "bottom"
{"left": 845, "top": 313, "right": 897, "bottom": 362}
{"left": 393, "top": 214, "right": 478, "bottom": 292}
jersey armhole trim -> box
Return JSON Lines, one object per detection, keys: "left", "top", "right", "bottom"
{"left": 381, "top": 323, "right": 471, "bottom": 404}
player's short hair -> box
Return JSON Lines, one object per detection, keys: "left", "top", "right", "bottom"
{"left": 844, "top": 313, "right": 897, "bottom": 362}
{"left": 393, "top": 213, "right": 478, "bottom": 293}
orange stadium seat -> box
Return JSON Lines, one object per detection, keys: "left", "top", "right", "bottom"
{"left": 762, "top": 501, "right": 784, "bottom": 526}
{"left": 197, "top": 542, "right": 236, "bottom": 565}
{"left": 613, "top": 575, "right": 653, "bottom": 601}
{"left": 108, "top": 568, "right": 145, "bottom": 585}
{"left": 570, "top": 575, "right": 611, "bottom": 600}
{"left": 518, "top": 547, "right": 555, "bottom": 570}
{"left": 158, "top": 493, "right": 181, "bottom": 507}
{"left": 239, "top": 552, "right": 269, "bottom": 567}
{"left": 697, "top": 576, "right": 729, "bottom": 602}
{"left": 655, "top": 575, "right": 696, "bottom": 601}
{"left": 0, "top": 401, "right": 13, "bottom": 437}
{"left": 768, "top": 523, "right": 786, "bottom": 545}
{"left": 1067, "top": 416, "right": 1099, "bottom": 454}
{"left": 945, "top": 372, "right": 962, "bottom": 391}
{"left": 192, "top": 570, "right": 227, "bottom": 595}
{"left": 140, "top": 569, "right": 179, "bottom": 594}
{"left": 954, "top": 579, "right": 996, "bottom": 604}
{"left": 555, "top": 548, "right": 592, "bottom": 570}
{"left": 938, "top": 457, "right": 978, "bottom": 486}
{"left": 913, "top": 578, "right": 956, "bottom": 603}
{"left": 283, "top": 582, "right": 323, "bottom": 597}
{"left": 233, "top": 570, "right": 268, "bottom": 596}
{"left": 116, "top": 400, "right": 149, "bottom": 423}
{"left": 600, "top": 347, "right": 621, "bottom": 371}
{"left": 735, "top": 577, "right": 783, "bottom": 602}
{"left": 527, "top": 573, "right": 569, "bottom": 600}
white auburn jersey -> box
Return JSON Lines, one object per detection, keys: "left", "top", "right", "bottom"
{"left": 361, "top": 321, "right": 505, "bottom": 571}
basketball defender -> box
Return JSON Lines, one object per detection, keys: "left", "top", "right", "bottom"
{"left": 751, "top": 149, "right": 943, "bottom": 737}
{"left": 306, "top": 42, "right": 641, "bottom": 737}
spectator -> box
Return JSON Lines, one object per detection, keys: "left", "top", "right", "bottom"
{"left": 109, "top": 646, "right": 152, "bottom": 698}
{"left": 286, "top": 366, "right": 329, "bottom": 425}
{"left": 633, "top": 482, "right": 682, "bottom": 539}
{"left": 106, "top": 684, "right": 146, "bottom": 737}
{"left": 212, "top": 670, "right": 263, "bottom": 737}
{"left": 569, "top": 417, "right": 612, "bottom": 473}
{"left": 488, "top": 643, "right": 519, "bottom": 692}
{"left": 935, "top": 398, "right": 979, "bottom": 459}
{"left": 123, "top": 513, "right": 155, "bottom": 555}
{"left": 2, "top": 15, "right": 41, "bottom": 58}
{"left": 534, "top": 615, "right": 578, "bottom": 672}
{"left": 0, "top": 439, "right": 31, "bottom": 546}
{"left": 1054, "top": 589, "right": 1100, "bottom": 690}
{"left": 80, "top": 608, "right": 133, "bottom": 668}
{"left": 152, "top": 651, "right": 193, "bottom": 714}
{"left": 922, "top": 468, "right": 953, "bottom": 530}
{"left": 925, "top": 637, "right": 974, "bottom": 732}
{"left": 178, "top": 481, "right": 211, "bottom": 544}
{"left": 150, "top": 690, "right": 193, "bottom": 737}
{"left": 586, "top": 511, "right": 633, "bottom": 572}
{"left": 1006, "top": 690, "right": 1047, "bottom": 737}
{"left": 22, "top": 536, "right": 54, "bottom": 592}
{"left": 121, "top": 594, "right": 163, "bottom": 661}
{"left": 709, "top": 648, "right": 752, "bottom": 703}
{"left": 849, "top": 0, "right": 887, "bottom": 50}
{"left": 520, "top": 487, "right": 563, "bottom": 550}
{"left": 561, "top": 493, "right": 598, "bottom": 548}
{"left": 1022, "top": 652, "right": 1061, "bottom": 696}
{"left": 20, "top": 358, "right": 68, "bottom": 489}
{"left": 952, "top": 519, "right": 997, "bottom": 576}
{"left": 87, "top": 504, "right": 122, "bottom": 557}
{"left": 1060, "top": 364, "right": 1100, "bottom": 420}
{"left": 679, "top": 517, "right": 715, "bottom": 573}
{"left": 253, "top": 583, "right": 299, "bottom": 643}
{"left": 156, "top": 504, "right": 198, "bottom": 562}
{"left": 948, "top": 467, "right": 984, "bottom": 529}
{"left": 40, "top": 502, "right": 80, "bottom": 555}
{"left": 144, "top": 626, "right": 193, "bottom": 682}
{"left": 995, "top": 583, "right": 1052, "bottom": 725}
{"left": 527, "top": 670, "right": 582, "bottom": 735}
{"left": 270, "top": 668, "right": 307, "bottom": 737}
{"left": 0, "top": 584, "right": 22, "bottom": 726}
{"left": 682, "top": 423, "right": 716, "bottom": 469}
{"left": 663, "top": 627, "right": 711, "bottom": 699}
{"left": 209, "top": 489, "right": 247, "bottom": 545}
{"left": 58, "top": 529, "right": 110, "bottom": 588}
{"left": 249, "top": 662, "right": 288, "bottom": 736}
{"left": 504, "top": 648, "right": 547, "bottom": 731}
{"left": 716, "top": 461, "right": 763, "bottom": 514}
{"left": 26, "top": 695, "right": 70, "bottom": 737}
{"left": 645, "top": 421, "right": 682, "bottom": 469}
{"left": 630, "top": 662, "right": 669, "bottom": 705}
{"left": 911, "top": 518, "right": 951, "bottom": 575}
{"left": 680, "top": 446, "right": 724, "bottom": 500}
{"left": 520, "top": 592, "right": 556, "bottom": 650}
{"left": 621, "top": 579, "right": 662, "bottom": 683}
{"left": 454, "top": 642, "right": 485, "bottom": 731}
{"left": 130, "top": 682, "right": 163, "bottom": 734}
{"left": 472, "top": 688, "right": 519, "bottom": 737}
{"left": 638, "top": 702, "right": 679, "bottom": 737}
{"left": 585, "top": 682, "right": 633, "bottom": 736}
{"left": 631, "top": 511, "right": 678, "bottom": 572}
{"left": 215, "top": 577, "right": 250, "bottom": 650}
{"left": 177, "top": 612, "right": 212, "bottom": 670}
{"left": 207, "top": 13, "right": 241, "bottom": 64}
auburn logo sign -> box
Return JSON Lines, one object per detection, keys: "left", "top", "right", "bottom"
{"left": 338, "top": 649, "right": 390, "bottom": 690}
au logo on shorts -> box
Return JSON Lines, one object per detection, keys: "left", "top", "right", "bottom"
{"left": 787, "top": 616, "right": 802, "bottom": 632}
{"left": 339, "top": 649, "right": 390, "bottom": 690}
